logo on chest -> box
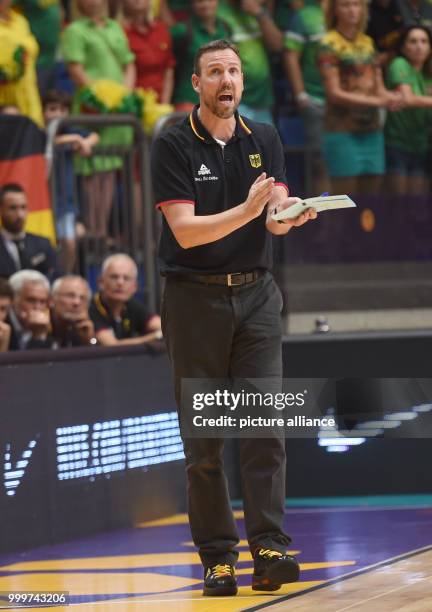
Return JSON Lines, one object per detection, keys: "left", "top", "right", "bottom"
{"left": 195, "top": 163, "right": 219, "bottom": 182}
{"left": 249, "top": 154, "right": 262, "bottom": 168}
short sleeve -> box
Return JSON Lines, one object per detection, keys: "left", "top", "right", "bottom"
{"left": 387, "top": 57, "right": 411, "bottom": 89}
{"left": 61, "top": 23, "right": 86, "bottom": 64}
{"left": 161, "top": 23, "right": 176, "bottom": 69}
{"left": 269, "top": 126, "right": 288, "bottom": 193}
{"left": 284, "top": 14, "right": 305, "bottom": 53}
{"left": 317, "top": 37, "right": 339, "bottom": 70}
{"left": 129, "top": 300, "right": 152, "bottom": 334}
{"left": 89, "top": 300, "right": 110, "bottom": 332}
{"left": 151, "top": 133, "right": 196, "bottom": 210}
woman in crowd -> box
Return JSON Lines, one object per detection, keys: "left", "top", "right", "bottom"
{"left": 0, "top": 0, "right": 42, "bottom": 126}
{"left": 123, "top": 0, "right": 175, "bottom": 104}
{"left": 318, "top": 0, "right": 403, "bottom": 195}
{"left": 61, "top": 0, "right": 136, "bottom": 239}
{"left": 384, "top": 25, "right": 432, "bottom": 196}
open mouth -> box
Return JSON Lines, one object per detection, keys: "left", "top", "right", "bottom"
{"left": 218, "top": 93, "right": 233, "bottom": 103}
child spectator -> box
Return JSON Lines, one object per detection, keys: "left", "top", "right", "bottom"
{"left": 171, "top": 0, "right": 232, "bottom": 111}
{"left": 43, "top": 90, "right": 99, "bottom": 273}
{"left": 123, "top": 0, "right": 176, "bottom": 103}
{"left": 384, "top": 26, "right": 432, "bottom": 196}
{"left": 0, "top": 0, "right": 43, "bottom": 126}
{"left": 318, "top": 0, "right": 403, "bottom": 195}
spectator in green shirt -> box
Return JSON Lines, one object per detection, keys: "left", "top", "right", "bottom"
{"left": 61, "top": 0, "right": 136, "bottom": 239}
{"left": 385, "top": 25, "right": 432, "bottom": 196}
{"left": 284, "top": 0, "right": 329, "bottom": 193}
{"left": 14, "top": 0, "right": 61, "bottom": 94}
{"left": 171, "top": 0, "right": 232, "bottom": 111}
{"left": 217, "top": 0, "right": 283, "bottom": 124}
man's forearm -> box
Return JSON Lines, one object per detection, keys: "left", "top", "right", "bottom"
{"left": 167, "top": 202, "right": 257, "bottom": 249}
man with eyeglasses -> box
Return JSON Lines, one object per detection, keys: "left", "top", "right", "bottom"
{"left": 89, "top": 253, "right": 162, "bottom": 346}
{"left": 51, "top": 275, "right": 97, "bottom": 347}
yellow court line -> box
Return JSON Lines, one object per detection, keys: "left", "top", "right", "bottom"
{"left": 137, "top": 511, "right": 245, "bottom": 528}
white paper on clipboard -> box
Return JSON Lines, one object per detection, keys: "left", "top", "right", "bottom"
{"left": 271, "top": 194, "right": 356, "bottom": 222}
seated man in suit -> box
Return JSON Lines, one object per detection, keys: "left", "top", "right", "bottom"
{"left": 0, "top": 183, "right": 58, "bottom": 281}
{"left": 89, "top": 253, "right": 162, "bottom": 346}
{"left": 7, "top": 269, "right": 55, "bottom": 350}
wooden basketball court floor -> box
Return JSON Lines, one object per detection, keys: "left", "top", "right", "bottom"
{"left": 0, "top": 497, "right": 431, "bottom": 611}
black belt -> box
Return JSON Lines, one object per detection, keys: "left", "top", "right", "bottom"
{"left": 168, "top": 270, "right": 264, "bottom": 286}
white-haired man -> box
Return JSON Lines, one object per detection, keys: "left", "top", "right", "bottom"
{"left": 8, "top": 269, "right": 54, "bottom": 350}
{"left": 51, "top": 275, "right": 96, "bottom": 347}
{"left": 89, "top": 254, "right": 162, "bottom": 346}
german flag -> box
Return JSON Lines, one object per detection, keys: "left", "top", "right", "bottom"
{"left": 0, "top": 115, "right": 55, "bottom": 242}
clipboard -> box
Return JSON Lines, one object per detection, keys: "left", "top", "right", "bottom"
{"left": 271, "top": 194, "right": 356, "bottom": 222}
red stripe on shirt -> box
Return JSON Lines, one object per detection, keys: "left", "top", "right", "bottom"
{"left": 156, "top": 199, "right": 195, "bottom": 210}
{"left": 275, "top": 183, "right": 289, "bottom": 194}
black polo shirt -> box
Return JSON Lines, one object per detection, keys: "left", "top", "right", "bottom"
{"left": 89, "top": 293, "right": 152, "bottom": 339}
{"left": 151, "top": 106, "right": 288, "bottom": 275}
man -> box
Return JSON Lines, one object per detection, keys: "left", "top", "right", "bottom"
{"left": 7, "top": 269, "right": 54, "bottom": 350}
{"left": 151, "top": 40, "right": 316, "bottom": 596}
{"left": 51, "top": 275, "right": 97, "bottom": 347}
{"left": 0, "top": 183, "right": 58, "bottom": 280}
{"left": 89, "top": 253, "right": 162, "bottom": 346}
{"left": 0, "top": 278, "right": 13, "bottom": 352}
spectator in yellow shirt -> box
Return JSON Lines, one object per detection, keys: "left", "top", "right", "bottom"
{"left": 0, "top": 0, "right": 42, "bottom": 126}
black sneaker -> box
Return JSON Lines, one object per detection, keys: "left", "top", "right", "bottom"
{"left": 203, "top": 563, "right": 238, "bottom": 596}
{"left": 252, "top": 548, "right": 300, "bottom": 591}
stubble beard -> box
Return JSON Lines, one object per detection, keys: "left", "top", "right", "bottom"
{"left": 202, "top": 93, "right": 239, "bottom": 119}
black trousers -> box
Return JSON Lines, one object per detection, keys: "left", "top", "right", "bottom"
{"left": 161, "top": 271, "right": 291, "bottom": 567}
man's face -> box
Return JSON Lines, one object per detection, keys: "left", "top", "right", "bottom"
{"left": 192, "top": 49, "right": 243, "bottom": 119}
{"left": 99, "top": 260, "right": 137, "bottom": 303}
{"left": 0, "top": 191, "right": 28, "bottom": 234}
{"left": 14, "top": 283, "right": 50, "bottom": 325}
{"left": 0, "top": 297, "right": 11, "bottom": 322}
{"left": 53, "top": 278, "right": 89, "bottom": 321}
{"left": 43, "top": 102, "right": 68, "bottom": 126}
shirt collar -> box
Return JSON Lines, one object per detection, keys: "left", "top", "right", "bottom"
{"left": 82, "top": 16, "right": 109, "bottom": 28}
{"left": 189, "top": 105, "right": 252, "bottom": 144}
{"left": 0, "top": 228, "right": 25, "bottom": 242}
{"left": 94, "top": 292, "right": 126, "bottom": 320}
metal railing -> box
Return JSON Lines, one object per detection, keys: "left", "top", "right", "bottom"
{"left": 47, "top": 114, "right": 157, "bottom": 311}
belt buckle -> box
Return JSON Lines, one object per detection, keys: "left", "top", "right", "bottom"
{"left": 227, "top": 272, "right": 243, "bottom": 286}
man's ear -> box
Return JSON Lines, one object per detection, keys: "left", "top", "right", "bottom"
{"left": 191, "top": 73, "right": 200, "bottom": 94}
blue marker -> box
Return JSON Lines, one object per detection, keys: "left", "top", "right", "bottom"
{"left": 320, "top": 192, "right": 329, "bottom": 197}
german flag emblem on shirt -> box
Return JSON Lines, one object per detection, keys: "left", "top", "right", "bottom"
{"left": 249, "top": 154, "right": 261, "bottom": 168}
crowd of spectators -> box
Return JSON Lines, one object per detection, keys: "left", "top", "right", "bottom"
{"left": 2, "top": 0, "right": 432, "bottom": 195}
{"left": 2, "top": 0, "right": 432, "bottom": 351}
{"left": 0, "top": 250, "right": 162, "bottom": 352}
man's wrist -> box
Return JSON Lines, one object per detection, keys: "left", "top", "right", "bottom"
{"left": 296, "top": 91, "right": 309, "bottom": 103}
